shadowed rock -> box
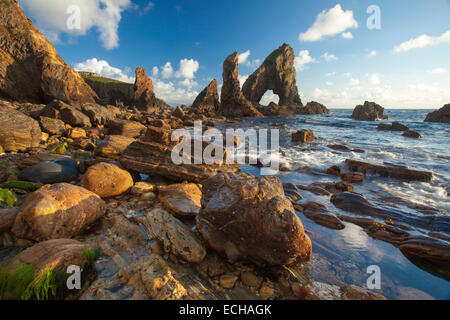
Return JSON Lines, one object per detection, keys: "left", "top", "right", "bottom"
{"left": 218, "top": 52, "right": 263, "bottom": 118}
{"left": 352, "top": 101, "right": 388, "bottom": 121}
{"left": 191, "top": 79, "right": 220, "bottom": 115}
{"left": 424, "top": 104, "right": 450, "bottom": 123}
{"left": 0, "top": 0, "right": 96, "bottom": 104}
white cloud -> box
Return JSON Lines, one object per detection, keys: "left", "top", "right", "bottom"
{"left": 368, "top": 73, "right": 381, "bottom": 85}
{"left": 368, "top": 50, "right": 377, "bottom": 57}
{"left": 74, "top": 58, "right": 135, "bottom": 83}
{"left": 260, "top": 90, "right": 279, "bottom": 106}
{"left": 161, "top": 62, "right": 174, "bottom": 79}
{"left": 341, "top": 32, "right": 353, "bottom": 39}
{"left": 326, "top": 81, "right": 334, "bottom": 86}
{"left": 343, "top": 72, "right": 352, "bottom": 77}
{"left": 322, "top": 52, "right": 338, "bottom": 61}
{"left": 430, "top": 68, "right": 447, "bottom": 74}
{"left": 294, "top": 50, "right": 316, "bottom": 71}
{"left": 325, "top": 72, "right": 336, "bottom": 77}
{"left": 238, "top": 75, "right": 249, "bottom": 88}
{"left": 154, "top": 80, "right": 198, "bottom": 106}
{"left": 299, "top": 4, "right": 358, "bottom": 42}
{"left": 19, "top": 0, "right": 131, "bottom": 50}
{"left": 152, "top": 66, "right": 159, "bottom": 77}
{"left": 238, "top": 50, "right": 251, "bottom": 64}
{"left": 178, "top": 78, "right": 198, "bottom": 89}
{"left": 349, "top": 78, "right": 360, "bottom": 86}
{"left": 143, "top": 1, "right": 154, "bottom": 13}
{"left": 394, "top": 30, "right": 450, "bottom": 53}
{"left": 175, "top": 59, "right": 200, "bottom": 79}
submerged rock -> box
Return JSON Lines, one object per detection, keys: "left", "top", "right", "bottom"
{"left": 196, "top": 172, "right": 312, "bottom": 266}
{"left": 292, "top": 130, "right": 314, "bottom": 143}
{"left": 12, "top": 183, "right": 106, "bottom": 241}
{"left": 18, "top": 158, "right": 78, "bottom": 184}
{"left": 352, "top": 101, "right": 388, "bottom": 121}
{"left": 424, "top": 104, "right": 450, "bottom": 123}
{"left": 402, "top": 130, "right": 422, "bottom": 139}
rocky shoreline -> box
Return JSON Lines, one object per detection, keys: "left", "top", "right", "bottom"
{"left": 0, "top": 0, "right": 449, "bottom": 301}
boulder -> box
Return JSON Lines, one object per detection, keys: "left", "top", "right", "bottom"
{"left": 402, "top": 130, "right": 422, "bottom": 139}
{"left": 158, "top": 183, "right": 202, "bottom": 216}
{"left": 41, "top": 100, "right": 92, "bottom": 127}
{"left": 345, "top": 159, "right": 432, "bottom": 182}
{"left": 143, "top": 126, "right": 171, "bottom": 144}
{"left": 242, "top": 44, "right": 303, "bottom": 108}
{"left": 303, "top": 206, "right": 345, "bottom": 230}
{"left": 18, "top": 158, "right": 78, "bottom": 184}
{"left": 377, "top": 122, "right": 409, "bottom": 131}
{"left": 172, "top": 106, "right": 185, "bottom": 119}
{"left": 12, "top": 183, "right": 106, "bottom": 241}
{"left": 94, "top": 135, "right": 135, "bottom": 159}
{"left": 3, "top": 239, "right": 90, "bottom": 275}
{"left": 341, "top": 172, "right": 364, "bottom": 183}
{"left": 81, "top": 103, "right": 119, "bottom": 126}
{"left": 424, "top": 104, "right": 450, "bottom": 123}
{"left": 39, "top": 116, "right": 66, "bottom": 136}
{"left": 298, "top": 101, "right": 330, "bottom": 115}
{"left": 133, "top": 67, "right": 169, "bottom": 112}
{"left": 0, "top": 106, "right": 41, "bottom": 152}
{"left": 196, "top": 172, "right": 312, "bottom": 266}
{"left": 218, "top": 52, "right": 263, "bottom": 118}
{"left": 66, "top": 127, "right": 86, "bottom": 139}
{"left": 145, "top": 207, "right": 206, "bottom": 263}
{"left": 119, "top": 139, "right": 240, "bottom": 183}
{"left": 326, "top": 165, "right": 341, "bottom": 176}
{"left": 0, "top": 0, "right": 97, "bottom": 104}
{"left": 81, "top": 162, "right": 134, "bottom": 198}
{"left": 0, "top": 208, "right": 19, "bottom": 233}
{"left": 292, "top": 130, "right": 314, "bottom": 143}
{"left": 108, "top": 119, "right": 146, "bottom": 138}
{"left": 352, "top": 101, "right": 388, "bottom": 121}
{"left": 190, "top": 79, "right": 220, "bottom": 114}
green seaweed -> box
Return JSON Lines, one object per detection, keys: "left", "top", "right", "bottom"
{"left": 2, "top": 181, "right": 38, "bottom": 192}
{"left": 0, "top": 188, "right": 17, "bottom": 206}
{"left": 83, "top": 248, "right": 99, "bottom": 267}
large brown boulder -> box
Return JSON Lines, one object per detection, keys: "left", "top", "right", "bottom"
{"left": 352, "top": 101, "right": 388, "bottom": 121}
{"left": 108, "top": 119, "right": 146, "bottom": 138}
{"left": 94, "top": 135, "right": 135, "bottom": 159}
{"left": 424, "top": 104, "right": 450, "bottom": 123}
{"left": 158, "top": 183, "right": 202, "bottom": 216}
{"left": 12, "top": 183, "right": 106, "bottom": 241}
{"left": 41, "top": 100, "right": 92, "bottom": 127}
{"left": 196, "top": 172, "right": 312, "bottom": 266}
{"left": 81, "top": 103, "right": 119, "bottom": 126}
{"left": 81, "top": 162, "right": 134, "bottom": 198}
{"left": 190, "top": 79, "right": 220, "bottom": 115}
{"left": 218, "top": 52, "right": 263, "bottom": 118}
{"left": 242, "top": 44, "right": 303, "bottom": 108}
{"left": 119, "top": 138, "right": 240, "bottom": 183}
{"left": 0, "top": 0, "right": 97, "bottom": 104}
{"left": 133, "top": 67, "right": 169, "bottom": 112}
{"left": 39, "top": 116, "right": 66, "bottom": 136}
{"left": 0, "top": 106, "right": 41, "bottom": 152}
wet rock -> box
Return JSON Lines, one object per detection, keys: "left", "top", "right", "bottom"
{"left": 282, "top": 183, "right": 303, "bottom": 201}
{"left": 12, "top": 183, "right": 106, "bottom": 241}
{"left": 18, "top": 158, "right": 78, "bottom": 184}
{"left": 341, "top": 172, "right": 364, "bottom": 183}
{"left": 394, "top": 286, "right": 435, "bottom": 300}
{"left": 191, "top": 79, "right": 220, "bottom": 115}
{"left": 242, "top": 44, "right": 303, "bottom": 109}
{"left": 399, "top": 236, "right": 450, "bottom": 272}
{"left": 352, "top": 101, "right": 388, "bottom": 121}
{"left": 340, "top": 285, "right": 386, "bottom": 300}
{"left": 81, "top": 162, "right": 134, "bottom": 198}
{"left": 0, "top": 107, "right": 42, "bottom": 152}
{"left": 424, "top": 104, "right": 450, "bottom": 123}
{"left": 131, "top": 182, "right": 155, "bottom": 195}
{"left": 158, "top": 183, "right": 202, "bottom": 216}
{"left": 328, "top": 145, "right": 351, "bottom": 152}
{"left": 94, "top": 135, "right": 135, "bottom": 159}
{"left": 145, "top": 208, "right": 206, "bottom": 263}
{"left": 295, "top": 281, "right": 341, "bottom": 300}
{"left": 0, "top": 208, "right": 19, "bottom": 233}
{"left": 292, "top": 130, "right": 314, "bottom": 143}
{"left": 345, "top": 159, "right": 432, "bottom": 182}
{"left": 218, "top": 52, "right": 263, "bottom": 118}
{"left": 297, "top": 184, "right": 332, "bottom": 196}
{"left": 39, "top": 116, "right": 66, "bottom": 136}
{"left": 303, "top": 207, "right": 345, "bottom": 230}
{"left": 41, "top": 100, "right": 92, "bottom": 127}
{"left": 196, "top": 172, "right": 312, "bottom": 266}
{"left": 108, "top": 120, "right": 146, "bottom": 138}
{"left": 0, "top": 0, "right": 97, "bottom": 104}
{"left": 4, "top": 239, "right": 90, "bottom": 276}
{"left": 402, "top": 130, "right": 422, "bottom": 139}
{"left": 119, "top": 139, "right": 239, "bottom": 183}
{"left": 326, "top": 165, "right": 341, "bottom": 176}
{"left": 298, "top": 101, "right": 330, "bottom": 115}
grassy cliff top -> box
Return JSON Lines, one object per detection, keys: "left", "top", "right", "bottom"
{"left": 80, "top": 73, "right": 131, "bottom": 86}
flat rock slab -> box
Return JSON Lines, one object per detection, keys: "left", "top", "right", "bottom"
{"left": 158, "top": 183, "right": 202, "bottom": 216}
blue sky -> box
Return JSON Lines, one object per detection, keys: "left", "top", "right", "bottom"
{"left": 18, "top": 0, "right": 450, "bottom": 108}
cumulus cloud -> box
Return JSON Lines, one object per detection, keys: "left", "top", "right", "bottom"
{"left": 74, "top": 58, "right": 135, "bottom": 83}
{"left": 341, "top": 32, "right": 353, "bottom": 39}
{"left": 322, "top": 52, "right": 338, "bottom": 61}
{"left": 294, "top": 50, "right": 316, "bottom": 71}
{"left": 153, "top": 80, "right": 198, "bottom": 106}
{"left": 238, "top": 75, "right": 249, "bottom": 88}
{"left": 431, "top": 68, "right": 447, "bottom": 74}
{"left": 368, "top": 73, "right": 381, "bottom": 85}
{"left": 368, "top": 50, "right": 377, "bottom": 57}
{"left": 161, "top": 62, "right": 174, "bottom": 79}
{"left": 349, "top": 78, "right": 360, "bottom": 86}
{"left": 178, "top": 78, "right": 198, "bottom": 89}
{"left": 175, "top": 59, "right": 200, "bottom": 79}
{"left": 394, "top": 30, "right": 450, "bottom": 52}
{"left": 260, "top": 90, "right": 280, "bottom": 106}
{"left": 238, "top": 50, "right": 251, "bottom": 64}
{"left": 152, "top": 66, "right": 159, "bottom": 77}
{"left": 238, "top": 50, "right": 261, "bottom": 68}
{"left": 299, "top": 4, "right": 358, "bottom": 42}
{"left": 19, "top": 0, "right": 131, "bottom": 50}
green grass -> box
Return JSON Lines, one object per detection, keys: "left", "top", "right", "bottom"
{"left": 82, "top": 75, "right": 129, "bottom": 85}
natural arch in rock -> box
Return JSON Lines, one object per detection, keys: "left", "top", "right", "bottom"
{"left": 259, "top": 90, "right": 280, "bottom": 106}
{"left": 242, "top": 44, "right": 303, "bottom": 107}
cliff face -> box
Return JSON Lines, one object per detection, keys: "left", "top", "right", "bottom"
{"left": 0, "top": 0, "right": 97, "bottom": 104}
{"left": 80, "top": 73, "right": 134, "bottom": 106}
